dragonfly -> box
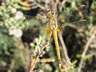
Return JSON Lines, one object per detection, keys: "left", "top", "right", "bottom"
{"left": 29, "top": 8, "right": 74, "bottom": 72}
{"left": 29, "top": 0, "right": 84, "bottom": 72}
{"left": 46, "top": 9, "right": 62, "bottom": 72}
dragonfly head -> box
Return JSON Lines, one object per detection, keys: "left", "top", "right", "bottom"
{"left": 46, "top": 9, "right": 58, "bottom": 30}
{"left": 47, "top": 9, "right": 55, "bottom": 18}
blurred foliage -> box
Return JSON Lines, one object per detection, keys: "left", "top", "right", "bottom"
{"left": 0, "top": 0, "right": 96, "bottom": 72}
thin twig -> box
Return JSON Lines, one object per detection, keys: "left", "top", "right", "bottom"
{"left": 77, "top": 28, "right": 96, "bottom": 72}
{"left": 58, "top": 32, "right": 71, "bottom": 65}
{"left": 30, "top": 33, "right": 52, "bottom": 72}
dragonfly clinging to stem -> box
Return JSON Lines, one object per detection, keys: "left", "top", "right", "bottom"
{"left": 46, "top": 9, "right": 62, "bottom": 72}
{"left": 30, "top": 1, "right": 73, "bottom": 72}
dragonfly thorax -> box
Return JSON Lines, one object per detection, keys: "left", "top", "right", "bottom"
{"left": 47, "top": 10, "right": 58, "bottom": 30}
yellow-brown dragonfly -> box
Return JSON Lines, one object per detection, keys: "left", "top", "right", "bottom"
{"left": 46, "top": 9, "right": 62, "bottom": 72}
{"left": 29, "top": 1, "right": 83, "bottom": 72}
{"left": 29, "top": 8, "right": 74, "bottom": 72}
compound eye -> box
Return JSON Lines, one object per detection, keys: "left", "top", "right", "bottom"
{"left": 47, "top": 9, "right": 51, "bottom": 13}
{"left": 47, "top": 9, "right": 50, "bottom": 12}
{"left": 47, "top": 11, "right": 52, "bottom": 17}
{"left": 51, "top": 11, "right": 55, "bottom": 15}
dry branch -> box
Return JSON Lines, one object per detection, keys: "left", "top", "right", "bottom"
{"left": 77, "top": 27, "right": 96, "bottom": 72}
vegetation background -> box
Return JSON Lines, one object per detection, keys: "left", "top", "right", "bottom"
{"left": 0, "top": 0, "right": 96, "bottom": 72}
